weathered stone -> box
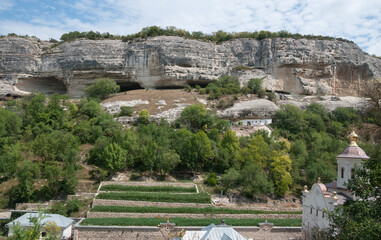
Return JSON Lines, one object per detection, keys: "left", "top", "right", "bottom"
{"left": 219, "top": 99, "right": 280, "bottom": 119}
{"left": 1, "top": 36, "right": 380, "bottom": 97}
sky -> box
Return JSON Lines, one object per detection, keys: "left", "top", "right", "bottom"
{"left": 1, "top": 0, "right": 381, "bottom": 55}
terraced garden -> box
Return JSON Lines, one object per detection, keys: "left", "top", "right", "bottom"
{"left": 84, "top": 181, "right": 302, "bottom": 227}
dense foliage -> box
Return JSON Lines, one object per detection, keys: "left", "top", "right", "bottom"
{"left": 53, "top": 26, "right": 352, "bottom": 45}
{"left": 1, "top": 77, "right": 380, "bottom": 208}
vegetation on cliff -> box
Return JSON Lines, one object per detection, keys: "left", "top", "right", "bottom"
{"left": 0, "top": 78, "right": 380, "bottom": 209}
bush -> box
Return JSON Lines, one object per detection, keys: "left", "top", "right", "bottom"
{"left": 84, "top": 78, "right": 120, "bottom": 100}
{"left": 205, "top": 173, "right": 218, "bottom": 186}
{"left": 119, "top": 106, "right": 133, "bottom": 117}
{"left": 184, "top": 85, "right": 192, "bottom": 92}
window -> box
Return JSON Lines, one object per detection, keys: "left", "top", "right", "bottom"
{"left": 316, "top": 209, "right": 318, "bottom": 216}
{"left": 350, "top": 168, "right": 354, "bottom": 178}
{"left": 310, "top": 207, "right": 313, "bottom": 214}
{"left": 341, "top": 167, "right": 344, "bottom": 178}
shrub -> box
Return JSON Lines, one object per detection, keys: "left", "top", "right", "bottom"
{"left": 184, "top": 85, "right": 192, "bottom": 92}
{"left": 84, "top": 78, "right": 120, "bottom": 100}
{"left": 119, "top": 106, "right": 133, "bottom": 117}
{"left": 205, "top": 173, "right": 218, "bottom": 186}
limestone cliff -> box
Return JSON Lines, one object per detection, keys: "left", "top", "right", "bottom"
{"left": 1, "top": 36, "right": 380, "bottom": 97}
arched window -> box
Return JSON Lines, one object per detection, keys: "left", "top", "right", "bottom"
{"left": 341, "top": 167, "right": 345, "bottom": 179}
{"left": 350, "top": 168, "right": 354, "bottom": 178}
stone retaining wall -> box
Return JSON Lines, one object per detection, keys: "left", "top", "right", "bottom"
{"left": 86, "top": 211, "right": 302, "bottom": 220}
{"left": 92, "top": 199, "right": 212, "bottom": 208}
{"left": 74, "top": 223, "right": 302, "bottom": 240}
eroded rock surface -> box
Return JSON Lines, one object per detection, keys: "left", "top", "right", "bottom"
{"left": 1, "top": 36, "right": 380, "bottom": 97}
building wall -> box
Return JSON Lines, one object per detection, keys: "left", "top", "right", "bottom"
{"left": 237, "top": 119, "right": 272, "bottom": 126}
{"left": 336, "top": 157, "right": 361, "bottom": 189}
{"left": 302, "top": 184, "right": 337, "bottom": 234}
{"left": 62, "top": 225, "right": 72, "bottom": 239}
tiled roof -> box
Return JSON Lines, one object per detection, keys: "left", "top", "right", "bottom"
{"left": 336, "top": 146, "right": 370, "bottom": 159}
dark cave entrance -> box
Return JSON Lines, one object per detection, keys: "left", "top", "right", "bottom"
{"left": 117, "top": 82, "right": 144, "bottom": 92}
{"left": 16, "top": 77, "right": 67, "bottom": 95}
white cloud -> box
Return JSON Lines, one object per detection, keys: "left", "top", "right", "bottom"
{"left": 1, "top": 0, "right": 381, "bottom": 55}
{"left": 0, "top": 0, "right": 13, "bottom": 11}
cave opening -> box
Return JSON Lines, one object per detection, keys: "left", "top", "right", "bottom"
{"left": 16, "top": 77, "right": 67, "bottom": 95}
{"left": 117, "top": 82, "right": 144, "bottom": 92}
{"left": 187, "top": 82, "right": 210, "bottom": 88}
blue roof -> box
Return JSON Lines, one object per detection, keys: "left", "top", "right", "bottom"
{"left": 6, "top": 212, "right": 74, "bottom": 228}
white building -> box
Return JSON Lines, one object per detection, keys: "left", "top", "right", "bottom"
{"left": 232, "top": 118, "right": 272, "bottom": 127}
{"left": 302, "top": 131, "right": 369, "bottom": 236}
{"left": 6, "top": 212, "right": 74, "bottom": 239}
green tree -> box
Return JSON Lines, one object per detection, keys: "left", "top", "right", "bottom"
{"left": 270, "top": 151, "right": 293, "bottom": 197}
{"left": 247, "top": 78, "right": 263, "bottom": 94}
{"left": 183, "top": 131, "right": 213, "bottom": 171}
{"left": 102, "top": 143, "right": 127, "bottom": 172}
{"left": 10, "top": 161, "right": 40, "bottom": 204}
{"left": 0, "top": 144, "right": 22, "bottom": 180}
{"left": 138, "top": 109, "right": 150, "bottom": 124}
{"left": 84, "top": 78, "right": 120, "bottom": 100}
{"left": 79, "top": 99, "right": 102, "bottom": 118}
{"left": 155, "top": 148, "right": 181, "bottom": 178}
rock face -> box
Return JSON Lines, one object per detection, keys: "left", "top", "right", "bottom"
{"left": 1, "top": 36, "right": 381, "bottom": 97}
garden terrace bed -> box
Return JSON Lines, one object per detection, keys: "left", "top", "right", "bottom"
{"left": 86, "top": 212, "right": 302, "bottom": 220}
{"left": 81, "top": 217, "right": 302, "bottom": 227}
{"left": 99, "top": 185, "right": 196, "bottom": 193}
{"left": 96, "top": 192, "right": 211, "bottom": 204}
{"left": 90, "top": 206, "right": 302, "bottom": 215}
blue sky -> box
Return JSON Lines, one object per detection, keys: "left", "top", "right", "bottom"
{"left": 1, "top": 0, "right": 381, "bottom": 55}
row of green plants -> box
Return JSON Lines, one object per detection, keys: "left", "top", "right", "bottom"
{"left": 96, "top": 192, "right": 211, "bottom": 204}
{"left": 100, "top": 184, "right": 196, "bottom": 193}
{"left": 81, "top": 217, "right": 302, "bottom": 227}
{"left": 90, "top": 205, "right": 301, "bottom": 215}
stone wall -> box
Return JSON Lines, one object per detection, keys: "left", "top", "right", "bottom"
{"left": 74, "top": 223, "right": 302, "bottom": 240}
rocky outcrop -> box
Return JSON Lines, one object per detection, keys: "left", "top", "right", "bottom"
{"left": 219, "top": 99, "right": 280, "bottom": 119}
{"left": 1, "top": 36, "right": 380, "bottom": 97}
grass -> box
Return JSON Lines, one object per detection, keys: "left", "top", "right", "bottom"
{"left": 100, "top": 185, "right": 196, "bottom": 193}
{"left": 81, "top": 217, "right": 302, "bottom": 227}
{"left": 96, "top": 192, "right": 211, "bottom": 204}
{"left": 90, "top": 205, "right": 302, "bottom": 215}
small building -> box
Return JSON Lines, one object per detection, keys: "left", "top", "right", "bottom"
{"left": 232, "top": 118, "right": 272, "bottom": 127}
{"left": 302, "top": 131, "right": 370, "bottom": 237}
{"left": 181, "top": 221, "right": 247, "bottom": 240}
{"left": 6, "top": 212, "right": 74, "bottom": 239}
